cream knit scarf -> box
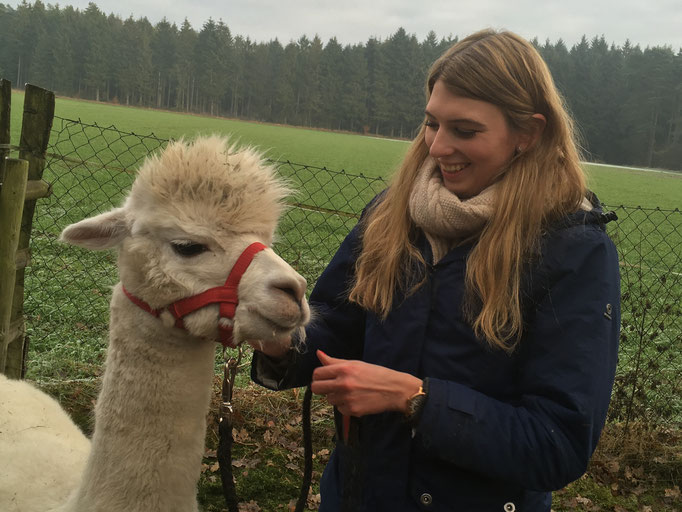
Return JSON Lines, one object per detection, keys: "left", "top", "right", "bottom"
{"left": 408, "top": 158, "right": 495, "bottom": 263}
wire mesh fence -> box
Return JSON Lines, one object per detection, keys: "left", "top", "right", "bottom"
{"left": 606, "top": 206, "right": 682, "bottom": 427}
{"left": 20, "top": 115, "right": 682, "bottom": 436}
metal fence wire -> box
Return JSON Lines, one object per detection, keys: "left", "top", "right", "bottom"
{"left": 22, "top": 115, "right": 682, "bottom": 432}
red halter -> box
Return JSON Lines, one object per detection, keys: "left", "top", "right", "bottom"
{"left": 122, "top": 242, "right": 267, "bottom": 348}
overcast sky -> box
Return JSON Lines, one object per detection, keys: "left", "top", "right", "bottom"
{"left": 59, "top": 0, "right": 682, "bottom": 51}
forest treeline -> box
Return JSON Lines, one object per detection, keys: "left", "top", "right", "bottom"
{"left": 1, "top": 1, "right": 681, "bottom": 170}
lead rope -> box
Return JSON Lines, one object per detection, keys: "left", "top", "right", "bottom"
{"left": 296, "top": 385, "right": 314, "bottom": 512}
{"left": 218, "top": 346, "right": 241, "bottom": 512}
{"left": 218, "top": 348, "right": 314, "bottom": 512}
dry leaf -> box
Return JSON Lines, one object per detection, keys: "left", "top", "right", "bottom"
{"left": 232, "top": 457, "right": 260, "bottom": 469}
{"left": 631, "top": 485, "right": 646, "bottom": 496}
{"left": 606, "top": 460, "right": 620, "bottom": 474}
{"left": 234, "top": 428, "right": 251, "bottom": 443}
{"left": 665, "top": 486, "right": 681, "bottom": 498}
{"left": 307, "top": 493, "right": 321, "bottom": 509}
{"left": 576, "top": 496, "right": 592, "bottom": 506}
{"left": 263, "top": 429, "right": 277, "bottom": 445}
{"left": 238, "top": 500, "right": 261, "bottom": 512}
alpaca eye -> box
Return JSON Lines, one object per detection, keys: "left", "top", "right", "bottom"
{"left": 171, "top": 241, "right": 208, "bottom": 257}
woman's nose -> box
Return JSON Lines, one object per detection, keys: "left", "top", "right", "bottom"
{"left": 428, "top": 129, "right": 455, "bottom": 158}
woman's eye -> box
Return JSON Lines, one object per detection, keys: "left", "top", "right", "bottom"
{"left": 171, "top": 242, "right": 208, "bottom": 257}
{"left": 424, "top": 120, "right": 476, "bottom": 139}
{"left": 454, "top": 128, "right": 477, "bottom": 139}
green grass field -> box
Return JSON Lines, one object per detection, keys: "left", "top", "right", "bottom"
{"left": 6, "top": 90, "right": 682, "bottom": 511}
{"left": 9, "top": 91, "right": 408, "bottom": 178}
{"left": 9, "top": 89, "right": 682, "bottom": 209}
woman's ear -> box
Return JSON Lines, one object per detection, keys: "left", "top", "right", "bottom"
{"left": 517, "top": 113, "right": 546, "bottom": 152}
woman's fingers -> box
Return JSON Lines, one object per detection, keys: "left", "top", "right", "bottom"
{"left": 310, "top": 378, "right": 339, "bottom": 395}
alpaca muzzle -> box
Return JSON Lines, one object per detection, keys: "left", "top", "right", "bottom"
{"left": 122, "top": 242, "right": 267, "bottom": 347}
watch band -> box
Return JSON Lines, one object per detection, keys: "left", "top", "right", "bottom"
{"left": 405, "top": 378, "right": 429, "bottom": 424}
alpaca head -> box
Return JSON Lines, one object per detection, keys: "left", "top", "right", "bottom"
{"left": 60, "top": 136, "right": 310, "bottom": 346}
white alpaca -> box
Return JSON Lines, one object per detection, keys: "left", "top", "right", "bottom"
{"left": 0, "top": 136, "right": 310, "bottom": 512}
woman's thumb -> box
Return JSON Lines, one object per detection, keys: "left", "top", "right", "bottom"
{"left": 317, "top": 349, "right": 339, "bottom": 366}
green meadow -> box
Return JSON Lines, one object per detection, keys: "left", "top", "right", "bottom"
{"left": 8, "top": 89, "right": 682, "bottom": 209}
{"left": 9, "top": 91, "right": 408, "bottom": 178}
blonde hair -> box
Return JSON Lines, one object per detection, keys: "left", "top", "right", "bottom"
{"left": 348, "top": 29, "right": 586, "bottom": 351}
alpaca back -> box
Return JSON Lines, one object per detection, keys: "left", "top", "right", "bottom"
{"left": 0, "top": 374, "right": 90, "bottom": 512}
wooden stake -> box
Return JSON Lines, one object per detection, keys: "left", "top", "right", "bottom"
{"left": 0, "top": 158, "right": 28, "bottom": 374}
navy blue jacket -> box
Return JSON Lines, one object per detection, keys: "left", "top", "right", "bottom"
{"left": 253, "top": 196, "right": 620, "bottom": 512}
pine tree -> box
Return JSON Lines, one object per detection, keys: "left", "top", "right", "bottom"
{"left": 365, "top": 37, "right": 390, "bottom": 134}
{"left": 174, "top": 19, "right": 197, "bottom": 111}
{"left": 151, "top": 18, "right": 178, "bottom": 109}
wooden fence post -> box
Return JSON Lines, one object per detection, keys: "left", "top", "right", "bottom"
{"left": 0, "top": 158, "right": 29, "bottom": 374}
{"left": 0, "top": 79, "right": 10, "bottom": 190}
{"left": 2, "top": 84, "right": 55, "bottom": 378}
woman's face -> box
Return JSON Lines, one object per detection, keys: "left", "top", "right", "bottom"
{"left": 424, "top": 80, "right": 523, "bottom": 199}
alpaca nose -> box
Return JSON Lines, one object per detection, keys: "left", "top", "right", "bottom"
{"left": 273, "top": 275, "right": 307, "bottom": 305}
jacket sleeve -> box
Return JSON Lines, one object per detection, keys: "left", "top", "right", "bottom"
{"left": 251, "top": 221, "right": 367, "bottom": 390}
{"left": 414, "top": 225, "right": 621, "bottom": 491}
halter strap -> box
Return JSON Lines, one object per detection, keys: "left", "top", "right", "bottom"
{"left": 122, "top": 286, "right": 162, "bottom": 317}
{"left": 122, "top": 242, "right": 268, "bottom": 347}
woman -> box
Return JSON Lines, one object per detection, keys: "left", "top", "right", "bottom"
{"left": 251, "top": 29, "right": 620, "bottom": 511}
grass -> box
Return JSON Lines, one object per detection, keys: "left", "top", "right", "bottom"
{"left": 8, "top": 89, "right": 682, "bottom": 208}
{"left": 9, "top": 90, "right": 408, "bottom": 177}
{"left": 4, "top": 90, "right": 681, "bottom": 510}
{"left": 584, "top": 164, "right": 682, "bottom": 210}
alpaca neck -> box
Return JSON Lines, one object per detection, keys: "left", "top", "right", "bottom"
{"left": 65, "top": 286, "right": 216, "bottom": 512}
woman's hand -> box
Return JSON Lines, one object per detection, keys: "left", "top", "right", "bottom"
{"left": 311, "top": 350, "right": 422, "bottom": 417}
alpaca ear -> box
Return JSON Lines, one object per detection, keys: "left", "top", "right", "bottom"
{"left": 60, "top": 208, "right": 130, "bottom": 250}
